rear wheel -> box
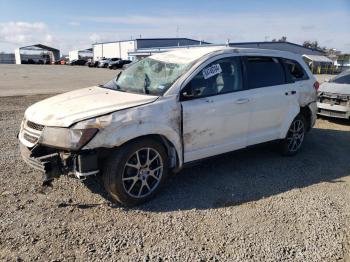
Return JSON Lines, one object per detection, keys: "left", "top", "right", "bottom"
{"left": 280, "top": 114, "right": 306, "bottom": 156}
{"left": 103, "top": 138, "right": 169, "bottom": 206}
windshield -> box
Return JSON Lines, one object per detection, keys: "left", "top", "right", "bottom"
{"left": 331, "top": 70, "right": 350, "bottom": 84}
{"left": 103, "top": 57, "right": 193, "bottom": 95}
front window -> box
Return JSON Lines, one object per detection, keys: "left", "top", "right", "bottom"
{"left": 103, "top": 57, "right": 194, "bottom": 95}
{"left": 181, "top": 57, "right": 243, "bottom": 99}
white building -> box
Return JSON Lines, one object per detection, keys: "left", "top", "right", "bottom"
{"left": 92, "top": 38, "right": 208, "bottom": 61}
{"left": 68, "top": 48, "right": 93, "bottom": 61}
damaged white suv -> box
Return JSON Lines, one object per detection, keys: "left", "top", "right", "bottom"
{"left": 19, "top": 46, "right": 318, "bottom": 206}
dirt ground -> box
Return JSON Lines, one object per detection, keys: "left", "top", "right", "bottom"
{"left": 0, "top": 66, "right": 349, "bottom": 261}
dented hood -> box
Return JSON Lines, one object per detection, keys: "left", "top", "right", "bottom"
{"left": 319, "top": 82, "right": 350, "bottom": 95}
{"left": 25, "top": 86, "right": 158, "bottom": 127}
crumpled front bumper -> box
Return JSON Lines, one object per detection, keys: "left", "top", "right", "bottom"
{"left": 317, "top": 102, "right": 350, "bottom": 119}
{"left": 19, "top": 143, "right": 99, "bottom": 183}
{"left": 20, "top": 143, "right": 61, "bottom": 180}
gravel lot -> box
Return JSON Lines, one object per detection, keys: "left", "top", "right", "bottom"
{"left": 0, "top": 64, "right": 117, "bottom": 96}
{"left": 0, "top": 66, "right": 350, "bottom": 261}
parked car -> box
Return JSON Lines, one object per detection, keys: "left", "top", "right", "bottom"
{"left": 97, "top": 58, "right": 113, "bottom": 68}
{"left": 317, "top": 69, "right": 350, "bottom": 119}
{"left": 18, "top": 47, "right": 317, "bottom": 206}
{"left": 70, "top": 59, "right": 87, "bottom": 66}
{"left": 87, "top": 60, "right": 99, "bottom": 67}
{"left": 27, "top": 59, "right": 36, "bottom": 64}
{"left": 108, "top": 59, "right": 132, "bottom": 69}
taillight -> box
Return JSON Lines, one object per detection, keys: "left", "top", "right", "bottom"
{"left": 313, "top": 81, "right": 320, "bottom": 91}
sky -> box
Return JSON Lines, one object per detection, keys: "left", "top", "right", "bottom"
{"left": 0, "top": 0, "right": 349, "bottom": 54}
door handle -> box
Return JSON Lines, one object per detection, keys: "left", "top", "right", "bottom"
{"left": 235, "top": 98, "right": 250, "bottom": 104}
{"left": 285, "top": 91, "right": 297, "bottom": 96}
{"left": 204, "top": 98, "right": 214, "bottom": 103}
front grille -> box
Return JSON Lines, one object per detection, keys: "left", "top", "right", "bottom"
{"left": 319, "top": 109, "right": 347, "bottom": 118}
{"left": 318, "top": 93, "right": 349, "bottom": 106}
{"left": 23, "top": 132, "right": 39, "bottom": 144}
{"left": 26, "top": 120, "right": 44, "bottom": 131}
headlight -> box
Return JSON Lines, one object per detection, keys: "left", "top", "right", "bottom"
{"left": 39, "top": 127, "right": 98, "bottom": 150}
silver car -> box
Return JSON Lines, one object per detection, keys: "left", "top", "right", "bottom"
{"left": 317, "top": 69, "right": 350, "bottom": 119}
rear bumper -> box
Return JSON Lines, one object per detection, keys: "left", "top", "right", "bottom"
{"left": 317, "top": 102, "right": 350, "bottom": 119}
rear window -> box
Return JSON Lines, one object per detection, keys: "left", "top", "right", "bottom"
{"left": 245, "top": 56, "right": 285, "bottom": 88}
{"left": 282, "top": 59, "right": 309, "bottom": 81}
{"left": 331, "top": 71, "right": 350, "bottom": 84}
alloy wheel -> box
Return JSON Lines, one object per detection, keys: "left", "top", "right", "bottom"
{"left": 122, "top": 147, "right": 163, "bottom": 198}
{"left": 286, "top": 119, "right": 305, "bottom": 153}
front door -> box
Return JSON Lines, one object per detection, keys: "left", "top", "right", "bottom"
{"left": 181, "top": 56, "right": 250, "bottom": 162}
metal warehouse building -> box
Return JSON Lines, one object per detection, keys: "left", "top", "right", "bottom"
{"left": 92, "top": 38, "right": 208, "bottom": 61}
{"left": 15, "top": 44, "right": 60, "bottom": 64}
{"left": 128, "top": 41, "right": 326, "bottom": 60}
{"left": 228, "top": 41, "right": 324, "bottom": 56}
{"left": 0, "top": 53, "right": 15, "bottom": 64}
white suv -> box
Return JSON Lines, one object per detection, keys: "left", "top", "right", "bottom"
{"left": 19, "top": 46, "right": 318, "bottom": 206}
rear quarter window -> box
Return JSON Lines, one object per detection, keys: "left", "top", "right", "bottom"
{"left": 244, "top": 56, "right": 286, "bottom": 89}
{"left": 282, "top": 59, "right": 309, "bottom": 81}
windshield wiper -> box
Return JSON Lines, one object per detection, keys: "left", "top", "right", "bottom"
{"left": 144, "top": 73, "right": 150, "bottom": 94}
{"left": 115, "top": 84, "right": 126, "bottom": 92}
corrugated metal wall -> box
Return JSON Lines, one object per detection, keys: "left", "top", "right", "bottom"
{"left": 0, "top": 53, "right": 15, "bottom": 64}
{"left": 93, "top": 41, "right": 135, "bottom": 60}
{"left": 92, "top": 39, "right": 203, "bottom": 61}
{"left": 136, "top": 39, "right": 202, "bottom": 49}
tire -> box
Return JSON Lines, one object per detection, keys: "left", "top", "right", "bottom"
{"left": 102, "top": 138, "right": 169, "bottom": 206}
{"left": 280, "top": 114, "right": 306, "bottom": 156}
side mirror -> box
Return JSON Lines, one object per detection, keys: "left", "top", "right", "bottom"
{"left": 182, "top": 91, "right": 194, "bottom": 98}
{"left": 181, "top": 88, "right": 200, "bottom": 99}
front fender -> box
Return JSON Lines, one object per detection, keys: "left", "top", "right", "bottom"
{"left": 84, "top": 123, "right": 182, "bottom": 165}
{"left": 78, "top": 96, "right": 183, "bottom": 167}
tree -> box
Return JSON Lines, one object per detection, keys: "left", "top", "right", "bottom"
{"left": 279, "top": 36, "right": 287, "bottom": 42}
{"left": 302, "top": 40, "right": 319, "bottom": 49}
{"left": 271, "top": 36, "right": 287, "bottom": 42}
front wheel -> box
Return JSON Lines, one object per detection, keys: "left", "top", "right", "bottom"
{"left": 102, "top": 138, "right": 169, "bottom": 206}
{"left": 280, "top": 114, "right": 306, "bottom": 156}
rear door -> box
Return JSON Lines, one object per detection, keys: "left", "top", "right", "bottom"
{"left": 243, "top": 56, "right": 296, "bottom": 145}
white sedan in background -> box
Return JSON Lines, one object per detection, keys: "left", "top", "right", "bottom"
{"left": 317, "top": 69, "right": 350, "bottom": 119}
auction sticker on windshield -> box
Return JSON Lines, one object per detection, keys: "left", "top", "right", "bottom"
{"left": 202, "top": 64, "right": 222, "bottom": 79}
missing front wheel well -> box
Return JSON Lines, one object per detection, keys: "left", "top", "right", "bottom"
{"left": 300, "top": 106, "right": 312, "bottom": 131}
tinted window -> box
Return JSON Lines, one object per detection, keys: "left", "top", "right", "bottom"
{"left": 245, "top": 57, "right": 285, "bottom": 88}
{"left": 182, "top": 57, "right": 243, "bottom": 99}
{"left": 282, "top": 59, "right": 308, "bottom": 81}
